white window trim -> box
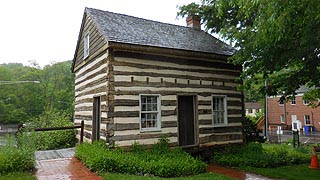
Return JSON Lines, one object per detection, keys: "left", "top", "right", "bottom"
{"left": 83, "top": 32, "right": 90, "bottom": 59}
{"left": 303, "top": 99, "right": 309, "bottom": 105}
{"left": 291, "top": 98, "right": 296, "bottom": 105}
{"left": 139, "top": 94, "right": 161, "bottom": 132}
{"left": 211, "top": 95, "right": 228, "bottom": 126}
{"left": 304, "top": 115, "right": 310, "bottom": 125}
{"left": 280, "top": 114, "right": 285, "bottom": 123}
{"left": 279, "top": 99, "right": 284, "bottom": 106}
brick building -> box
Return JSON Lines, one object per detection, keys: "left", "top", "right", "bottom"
{"left": 267, "top": 88, "right": 320, "bottom": 132}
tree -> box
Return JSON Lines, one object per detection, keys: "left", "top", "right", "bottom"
{"left": 0, "top": 61, "right": 74, "bottom": 124}
{"left": 178, "top": 0, "right": 320, "bottom": 99}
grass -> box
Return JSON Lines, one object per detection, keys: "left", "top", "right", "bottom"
{"left": 100, "top": 172, "right": 234, "bottom": 180}
{"left": 242, "top": 164, "right": 320, "bottom": 180}
{"left": 0, "top": 172, "right": 36, "bottom": 180}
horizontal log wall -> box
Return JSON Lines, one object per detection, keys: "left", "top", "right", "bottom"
{"left": 74, "top": 47, "right": 110, "bottom": 142}
{"left": 108, "top": 51, "right": 244, "bottom": 147}
{"left": 74, "top": 14, "right": 107, "bottom": 70}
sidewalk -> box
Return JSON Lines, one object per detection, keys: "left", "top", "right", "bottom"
{"left": 208, "top": 164, "right": 275, "bottom": 180}
{"left": 35, "top": 148, "right": 103, "bottom": 180}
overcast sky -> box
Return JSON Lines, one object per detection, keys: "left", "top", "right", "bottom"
{"left": 0, "top": 0, "right": 198, "bottom": 67}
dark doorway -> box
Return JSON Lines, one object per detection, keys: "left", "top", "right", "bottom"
{"left": 92, "top": 96, "right": 101, "bottom": 141}
{"left": 178, "top": 95, "right": 196, "bottom": 146}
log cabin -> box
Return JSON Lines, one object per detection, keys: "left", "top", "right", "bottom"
{"left": 71, "top": 7, "right": 244, "bottom": 149}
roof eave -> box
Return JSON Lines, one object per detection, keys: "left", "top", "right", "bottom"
{"left": 108, "top": 41, "right": 232, "bottom": 61}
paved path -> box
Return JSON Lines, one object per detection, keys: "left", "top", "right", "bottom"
{"left": 35, "top": 148, "right": 103, "bottom": 180}
{"left": 208, "top": 164, "right": 276, "bottom": 180}
{"left": 35, "top": 148, "right": 275, "bottom": 180}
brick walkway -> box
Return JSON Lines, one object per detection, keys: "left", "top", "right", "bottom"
{"left": 35, "top": 149, "right": 103, "bottom": 180}
{"left": 208, "top": 164, "right": 275, "bottom": 180}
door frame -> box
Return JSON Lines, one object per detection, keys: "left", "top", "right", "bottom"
{"left": 177, "top": 94, "right": 198, "bottom": 148}
{"left": 92, "top": 96, "right": 101, "bottom": 141}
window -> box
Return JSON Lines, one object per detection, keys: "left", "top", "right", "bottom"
{"left": 303, "top": 99, "right": 309, "bottom": 105}
{"left": 212, "top": 95, "right": 227, "bottom": 126}
{"left": 279, "top": 99, "right": 284, "bottom": 105}
{"left": 291, "top": 98, "right": 296, "bottom": 105}
{"left": 280, "top": 114, "right": 285, "bottom": 123}
{"left": 139, "top": 95, "right": 161, "bottom": 131}
{"left": 248, "top": 109, "right": 253, "bottom": 113}
{"left": 256, "top": 109, "right": 260, "bottom": 113}
{"left": 84, "top": 32, "right": 90, "bottom": 58}
{"left": 305, "top": 115, "right": 310, "bottom": 125}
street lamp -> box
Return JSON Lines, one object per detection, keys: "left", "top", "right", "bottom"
{"left": 0, "top": 81, "right": 40, "bottom": 85}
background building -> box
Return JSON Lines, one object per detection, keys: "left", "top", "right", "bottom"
{"left": 267, "top": 87, "right": 320, "bottom": 132}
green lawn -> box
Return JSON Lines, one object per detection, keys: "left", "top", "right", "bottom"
{"left": 0, "top": 172, "right": 36, "bottom": 180}
{"left": 100, "top": 172, "right": 235, "bottom": 180}
{"left": 242, "top": 164, "right": 320, "bottom": 180}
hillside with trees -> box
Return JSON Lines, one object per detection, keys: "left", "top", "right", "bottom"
{"left": 0, "top": 61, "right": 74, "bottom": 124}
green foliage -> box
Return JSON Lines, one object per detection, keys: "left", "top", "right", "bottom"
{"left": 76, "top": 139, "right": 207, "bottom": 178}
{"left": 178, "top": 0, "right": 320, "bottom": 99}
{"left": 0, "top": 172, "right": 36, "bottom": 180}
{"left": 17, "top": 109, "right": 76, "bottom": 150}
{"left": 0, "top": 61, "right": 74, "bottom": 124}
{"left": 212, "top": 143, "right": 311, "bottom": 168}
{"left": 0, "top": 136, "right": 35, "bottom": 175}
{"left": 242, "top": 164, "right": 320, "bottom": 180}
{"left": 243, "top": 116, "right": 265, "bottom": 143}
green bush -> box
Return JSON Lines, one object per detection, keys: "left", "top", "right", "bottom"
{"left": 0, "top": 137, "right": 35, "bottom": 175}
{"left": 76, "top": 139, "right": 207, "bottom": 178}
{"left": 17, "top": 109, "right": 76, "bottom": 150}
{"left": 212, "top": 142, "right": 311, "bottom": 168}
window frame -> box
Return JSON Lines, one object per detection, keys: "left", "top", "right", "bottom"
{"left": 279, "top": 99, "right": 284, "bottom": 106}
{"left": 139, "top": 94, "right": 161, "bottom": 132}
{"left": 304, "top": 115, "right": 311, "bottom": 125}
{"left": 280, "top": 114, "right": 285, "bottom": 123}
{"left": 303, "top": 99, "right": 309, "bottom": 105}
{"left": 291, "top": 98, "right": 296, "bottom": 105}
{"left": 83, "top": 32, "right": 90, "bottom": 59}
{"left": 211, "top": 95, "right": 228, "bottom": 126}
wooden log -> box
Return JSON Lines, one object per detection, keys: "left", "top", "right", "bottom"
{"left": 110, "top": 132, "right": 177, "bottom": 141}
{"left": 113, "top": 51, "right": 241, "bottom": 71}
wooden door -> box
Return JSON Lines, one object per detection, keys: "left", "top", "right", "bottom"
{"left": 92, "top": 96, "right": 101, "bottom": 141}
{"left": 178, "top": 96, "right": 195, "bottom": 146}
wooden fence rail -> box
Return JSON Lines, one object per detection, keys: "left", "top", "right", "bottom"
{"left": 18, "top": 120, "right": 84, "bottom": 143}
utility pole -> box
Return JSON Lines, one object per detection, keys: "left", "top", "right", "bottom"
{"left": 264, "top": 79, "right": 269, "bottom": 140}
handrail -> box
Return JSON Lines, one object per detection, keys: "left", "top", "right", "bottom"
{"left": 18, "top": 120, "right": 84, "bottom": 143}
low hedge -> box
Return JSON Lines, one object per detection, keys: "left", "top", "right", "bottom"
{"left": 0, "top": 138, "right": 34, "bottom": 175}
{"left": 75, "top": 139, "right": 207, "bottom": 178}
{"left": 212, "top": 142, "right": 311, "bottom": 168}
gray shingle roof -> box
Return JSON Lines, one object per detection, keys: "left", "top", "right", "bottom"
{"left": 86, "top": 8, "right": 235, "bottom": 56}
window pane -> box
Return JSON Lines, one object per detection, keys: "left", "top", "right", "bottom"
{"left": 305, "top": 115, "right": 310, "bottom": 124}
{"left": 141, "top": 113, "right": 157, "bottom": 128}
{"left": 141, "top": 96, "right": 158, "bottom": 111}
{"left": 140, "top": 95, "right": 160, "bottom": 130}
{"left": 141, "top": 113, "right": 147, "bottom": 128}
{"left": 212, "top": 96, "right": 226, "bottom": 125}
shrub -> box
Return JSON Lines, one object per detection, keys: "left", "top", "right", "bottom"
{"left": 0, "top": 136, "right": 35, "bottom": 175}
{"left": 17, "top": 109, "right": 76, "bottom": 150}
{"left": 212, "top": 142, "right": 311, "bottom": 168}
{"left": 75, "top": 139, "right": 207, "bottom": 178}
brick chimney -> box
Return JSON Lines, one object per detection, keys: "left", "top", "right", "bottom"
{"left": 186, "top": 15, "right": 201, "bottom": 30}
